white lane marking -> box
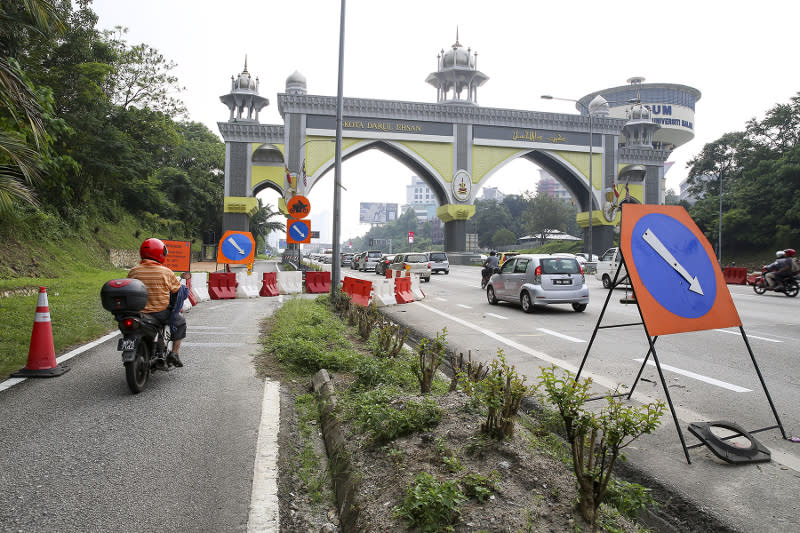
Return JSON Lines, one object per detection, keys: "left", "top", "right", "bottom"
{"left": 486, "top": 313, "right": 508, "bottom": 320}
{"left": 456, "top": 304, "right": 472, "bottom": 309}
{"left": 537, "top": 328, "right": 586, "bottom": 343}
{"left": 713, "top": 328, "right": 782, "bottom": 343}
{"left": 633, "top": 358, "right": 752, "bottom": 392}
{"left": 57, "top": 331, "right": 121, "bottom": 364}
{"left": 182, "top": 342, "right": 249, "bottom": 347}
{"left": 435, "top": 297, "right": 447, "bottom": 302}
{"left": 409, "top": 303, "right": 800, "bottom": 469}
{"left": 416, "top": 302, "right": 578, "bottom": 372}
{"left": 0, "top": 377, "right": 26, "bottom": 393}
{"left": 248, "top": 380, "right": 280, "bottom": 532}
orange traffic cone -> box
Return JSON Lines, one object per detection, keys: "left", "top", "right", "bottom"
{"left": 620, "top": 289, "right": 637, "bottom": 305}
{"left": 12, "top": 287, "right": 69, "bottom": 378}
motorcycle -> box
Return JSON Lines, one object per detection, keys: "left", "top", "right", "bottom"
{"left": 481, "top": 266, "right": 498, "bottom": 289}
{"left": 101, "top": 279, "right": 174, "bottom": 393}
{"left": 751, "top": 267, "right": 799, "bottom": 297}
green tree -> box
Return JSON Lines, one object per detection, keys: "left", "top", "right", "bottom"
{"left": 491, "top": 228, "right": 516, "bottom": 248}
{"left": 250, "top": 199, "right": 285, "bottom": 251}
{"left": 501, "top": 193, "right": 528, "bottom": 237}
{"left": 0, "top": 0, "right": 64, "bottom": 212}
{"left": 105, "top": 27, "right": 186, "bottom": 117}
{"left": 522, "top": 192, "right": 573, "bottom": 245}
{"left": 469, "top": 198, "right": 513, "bottom": 248}
{"left": 664, "top": 188, "right": 680, "bottom": 205}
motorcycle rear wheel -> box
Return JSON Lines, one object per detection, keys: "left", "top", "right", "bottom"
{"left": 124, "top": 342, "right": 150, "bottom": 394}
{"left": 784, "top": 280, "right": 799, "bottom": 297}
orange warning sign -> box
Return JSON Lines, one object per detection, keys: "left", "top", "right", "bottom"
{"left": 286, "top": 195, "right": 311, "bottom": 219}
{"left": 217, "top": 231, "right": 256, "bottom": 264}
{"left": 163, "top": 240, "right": 192, "bottom": 272}
{"left": 287, "top": 219, "right": 311, "bottom": 244}
{"left": 620, "top": 204, "right": 740, "bottom": 336}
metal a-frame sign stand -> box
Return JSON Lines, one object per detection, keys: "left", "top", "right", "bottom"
{"left": 576, "top": 204, "right": 787, "bottom": 464}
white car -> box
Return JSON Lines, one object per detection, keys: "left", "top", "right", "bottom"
{"left": 594, "top": 247, "right": 629, "bottom": 288}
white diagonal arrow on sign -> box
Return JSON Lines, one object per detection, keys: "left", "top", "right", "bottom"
{"left": 227, "top": 236, "right": 246, "bottom": 255}
{"left": 641, "top": 228, "right": 704, "bottom": 295}
{"left": 290, "top": 224, "right": 306, "bottom": 238}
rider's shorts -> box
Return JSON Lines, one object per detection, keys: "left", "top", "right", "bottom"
{"left": 146, "top": 309, "right": 187, "bottom": 340}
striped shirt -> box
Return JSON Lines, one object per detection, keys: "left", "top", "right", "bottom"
{"left": 128, "top": 260, "right": 181, "bottom": 313}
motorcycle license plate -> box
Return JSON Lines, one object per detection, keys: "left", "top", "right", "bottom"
{"left": 554, "top": 279, "right": 572, "bottom": 285}
{"left": 117, "top": 337, "right": 137, "bottom": 351}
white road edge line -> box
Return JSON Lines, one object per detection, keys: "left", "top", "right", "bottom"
{"left": 1, "top": 331, "right": 121, "bottom": 393}
{"left": 485, "top": 313, "right": 508, "bottom": 320}
{"left": 537, "top": 328, "right": 586, "bottom": 343}
{"left": 248, "top": 380, "right": 280, "bottom": 532}
{"left": 633, "top": 358, "right": 752, "bottom": 392}
{"left": 713, "top": 328, "right": 782, "bottom": 343}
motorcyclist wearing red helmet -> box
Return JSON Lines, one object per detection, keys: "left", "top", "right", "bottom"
{"left": 127, "top": 238, "right": 190, "bottom": 368}
{"left": 765, "top": 250, "right": 793, "bottom": 290}
{"left": 785, "top": 248, "right": 800, "bottom": 278}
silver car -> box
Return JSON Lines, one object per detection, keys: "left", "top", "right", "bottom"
{"left": 486, "top": 254, "right": 588, "bottom": 312}
{"left": 389, "top": 252, "right": 432, "bottom": 282}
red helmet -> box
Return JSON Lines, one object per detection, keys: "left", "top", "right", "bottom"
{"left": 785, "top": 249, "right": 796, "bottom": 257}
{"left": 140, "top": 238, "right": 168, "bottom": 263}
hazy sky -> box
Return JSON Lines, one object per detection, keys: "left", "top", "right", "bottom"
{"left": 91, "top": 0, "right": 799, "bottom": 243}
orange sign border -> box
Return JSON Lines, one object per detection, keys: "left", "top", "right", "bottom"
{"left": 287, "top": 219, "right": 311, "bottom": 244}
{"left": 217, "top": 230, "right": 256, "bottom": 264}
{"left": 286, "top": 195, "right": 311, "bottom": 219}
{"left": 162, "top": 240, "right": 192, "bottom": 272}
{"left": 620, "top": 204, "right": 741, "bottom": 336}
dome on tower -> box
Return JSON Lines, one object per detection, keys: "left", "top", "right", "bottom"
{"left": 285, "top": 70, "right": 307, "bottom": 95}
{"left": 426, "top": 30, "right": 488, "bottom": 105}
{"left": 628, "top": 103, "right": 651, "bottom": 120}
{"left": 220, "top": 56, "right": 269, "bottom": 123}
{"left": 441, "top": 41, "right": 474, "bottom": 68}
{"left": 286, "top": 70, "right": 306, "bottom": 85}
{"left": 233, "top": 57, "right": 258, "bottom": 92}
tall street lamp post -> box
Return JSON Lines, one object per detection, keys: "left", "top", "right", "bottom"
{"left": 332, "top": 0, "right": 346, "bottom": 294}
{"left": 541, "top": 95, "right": 608, "bottom": 259}
{"left": 718, "top": 171, "right": 723, "bottom": 264}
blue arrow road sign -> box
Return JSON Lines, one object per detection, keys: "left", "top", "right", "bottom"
{"left": 221, "top": 232, "right": 254, "bottom": 261}
{"left": 630, "top": 212, "right": 717, "bottom": 319}
{"left": 287, "top": 219, "right": 311, "bottom": 244}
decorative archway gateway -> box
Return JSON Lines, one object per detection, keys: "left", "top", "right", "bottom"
{"left": 217, "top": 39, "right": 699, "bottom": 255}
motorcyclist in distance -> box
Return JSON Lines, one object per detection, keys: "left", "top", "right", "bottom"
{"left": 764, "top": 250, "right": 793, "bottom": 290}
{"left": 482, "top": 251, "right": 500, "bottom": 287}
{"left": 785, "top": 248, "right": 799, "bottom": 277}
{"left": 127, "top": 238, "right": 190, "bottom": 368}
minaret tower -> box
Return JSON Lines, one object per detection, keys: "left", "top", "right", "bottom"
{"left": 425, "top": 29, "right": 488, "bottom": 104}
{"left": 622, "top": 77, "right": 660, "bottom": 148}
{"left": 219, "top": 56, "right": 269, "bottom": 122}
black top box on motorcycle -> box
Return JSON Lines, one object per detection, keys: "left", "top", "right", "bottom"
{"left": 101, "top": 279, "right": 149, "bottom": 312}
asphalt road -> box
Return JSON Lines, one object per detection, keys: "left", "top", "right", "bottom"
{"left": 0, "top": 295, "right": 287, "bottom": 533}
{"left": 4, "top": 263, "right": 799, "bottom": 532}
{"left": 343, "top": 264, "right": 800, "bottom": 532}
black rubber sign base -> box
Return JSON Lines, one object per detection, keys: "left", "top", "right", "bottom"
{"left": 688, "top": 421, "right": 771, "bottom": 464}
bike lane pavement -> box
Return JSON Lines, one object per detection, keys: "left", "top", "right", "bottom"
{"left": 0, "top": 293, "right": 295, "bottom": 532}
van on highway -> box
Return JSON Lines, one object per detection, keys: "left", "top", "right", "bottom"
{"left": 594, "top": 247, "right": 629, "bottom": 288}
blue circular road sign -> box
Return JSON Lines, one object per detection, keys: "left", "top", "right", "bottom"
{"left": 221, "top": 232, "right": 254, "bottom": 260}
{"left": 630, "top": 213, "right": 717, "bottom": 319}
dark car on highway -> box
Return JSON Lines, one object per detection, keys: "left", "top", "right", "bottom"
{"left": 375, "top": 254, "right": 395, "bottom": 276}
